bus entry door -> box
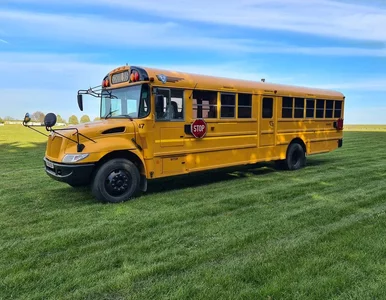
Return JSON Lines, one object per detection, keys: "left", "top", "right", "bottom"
{"left": 154, "top": 88, "right": 187, "bottom": 175}
{"left": 259, "top": 96, "right": 276, "bottom": 147}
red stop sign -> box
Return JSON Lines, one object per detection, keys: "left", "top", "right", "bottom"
{"left": 191, "top": 119, "right": 207, "bottom": 138}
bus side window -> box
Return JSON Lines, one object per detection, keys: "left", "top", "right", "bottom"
{"left": 155, "top": 89, "right": 170, "bottom": 121}
{"left": 282, "top": 97, "right": 293, "bottom": 118}
{"left": 238, "top": 93, "right": 252, "bottom": 118}
{"left": 220, "top": 93, "right": 235, "bottom": 118}
{"left": 325, "top": 100, "right": 334, "bottom": 118}
{"left": 171, "top": 89, "right": 184, "bottom": 120}
{"left": 316, "top": 99, "right": 325, "bottom": 118}
{"left": 294, "top": 98, "right": 305, "bottom": 118}
{"left": 192, "top": 90, "right": 217, "bottom": 119}
{"left": 306, "top": 99, "right": 315, "bottom": 118}
{"left": 262, "top": 97, "right": 273, "bottom": 118}
{"left": 334, "top": 100, "right": 342, "bottom": 118}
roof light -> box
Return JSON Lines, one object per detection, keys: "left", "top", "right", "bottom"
{"left": 102, "top": 79, "right": 109, "bottom": 87}
{"left": 130, "top": 71, "right": 140, "bottom": 82}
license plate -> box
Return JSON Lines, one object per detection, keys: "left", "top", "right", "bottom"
{"left": 45, "top": 160, "right": 54, "bottom": 169}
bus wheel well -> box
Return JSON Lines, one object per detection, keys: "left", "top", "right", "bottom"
{"left": 94, "top": 150, "right": 147, "bottom": 192}
{"left": 96, "top": 150, "right": 145, "bottom": 175}
{"left": 289, "top": 138, "right": 307, "bottom": 154}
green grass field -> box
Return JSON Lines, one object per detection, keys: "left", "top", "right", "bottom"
{"left": 1, "top": 125, "right": 386, "bottom": 300}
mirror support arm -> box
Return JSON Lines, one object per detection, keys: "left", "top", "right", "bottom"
{"left": 22, "top": 122, "right": 50, "bottom": 137}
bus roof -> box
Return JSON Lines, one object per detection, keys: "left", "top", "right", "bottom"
{"left": 110, "top": 65, "right": 345, "bottom": 98}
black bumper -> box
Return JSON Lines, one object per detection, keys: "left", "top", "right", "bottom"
{"left": 43, "top": 157, "right": 95, "bottom": 186}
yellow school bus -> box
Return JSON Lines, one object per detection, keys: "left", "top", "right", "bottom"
{"left": 23, "top": 65, "right": 345, "bottom": 203}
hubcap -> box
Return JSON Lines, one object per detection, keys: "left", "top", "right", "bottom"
{"left": 105, "top": 169, "right": 131, "bottom": 196}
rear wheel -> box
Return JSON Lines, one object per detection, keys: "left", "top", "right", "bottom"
{"left": 91, "top": 158, "right": 140, "bottom": 203}
{"left": 285, "top": 142, "right": 306, "bottom": 170}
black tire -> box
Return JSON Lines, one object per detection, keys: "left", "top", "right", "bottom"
{"left": 91, "top": 158, "right": 140, "bottom": 203}
{"left": 285, "top": 142, "right": 306, "bottom": 170}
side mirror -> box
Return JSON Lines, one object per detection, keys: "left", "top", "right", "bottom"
{"left": 155, "top": 95, "right": 164, "bottom": 114}
{"left": 44, "top": 113, "right": 57, "bottom": 128}
{"left": 77, "top": 94, "right": 84, "bottom": 111}
{"left": 23, "top": 112, "right": 31, "bottom": 124}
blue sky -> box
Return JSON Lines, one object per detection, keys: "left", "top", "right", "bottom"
{"left": 0, "top": 0, "right": 385, "bottom": 124}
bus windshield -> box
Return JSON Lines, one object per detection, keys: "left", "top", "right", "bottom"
{"left": 101, "top": 84, "right": 150, "bottom": 119}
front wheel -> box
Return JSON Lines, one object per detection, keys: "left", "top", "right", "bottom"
{"left": 285, "top": 143, "right": 306, "bottom": 170}
{"left": 91, "top": 158, "right": 140, "bottom": 203}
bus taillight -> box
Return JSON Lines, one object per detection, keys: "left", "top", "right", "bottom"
{"left": 334, "top": 118, "right": 344, "bottom": 130}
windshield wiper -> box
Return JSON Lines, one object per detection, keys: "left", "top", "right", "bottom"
{"left": 105, "top": 109, "right": 119, "bottom": 120}
{"left": 121, "top": 114, "right": 134, "bottom": 121}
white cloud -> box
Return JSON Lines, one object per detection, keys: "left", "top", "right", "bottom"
{"left": 0, "top": 9, "right": 262, "bottom": 53}
{"left": 4, "top": 0, "right": 386, "bottom": 42}
{"left": 94, "top": 0, "right": 386, "bottom": 42}
{"left": 0, "top": 8, "right": 385, "bottom": 56}
{"left": 0, "top": 38, "right": 8, "bottom": 44}
{"left": 0, "top": 52, "right": 114, "bottom": 90}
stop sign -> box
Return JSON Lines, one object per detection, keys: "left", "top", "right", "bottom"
{"left": 191, "top": 119, "right": 207, "bottom": 138}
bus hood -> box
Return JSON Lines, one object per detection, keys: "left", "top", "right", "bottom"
{"left": 55, "top": 119, "right": 135, "bottom": 141}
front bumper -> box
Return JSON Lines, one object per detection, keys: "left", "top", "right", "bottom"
{"left": 43, "top": 157, "right": 95, "bottom": 186}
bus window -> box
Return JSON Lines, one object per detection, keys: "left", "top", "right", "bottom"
{"left": 306, "top": 99, "right": 315, "bottom": 118}
{"left": 294, "top": 98, "right": 304, "bottom": 118}
{"left": 156, "top": 88, "right": 184, "bottom": 121}
{"left": 221, "top": 93, "right": 235, "bottom": 118}
{"left": 325, "top": 100, "right": 334, "bottom": 118}
{"left": 238, "top": 93, "right": 252, "bottom": 118}
{"left": 282, "top": 97, "right": 293, "bottom": 118}
{"left": 138, "top": 85, "right": 150, "bottom": 118}
{"left": 316, "top": 99, "right": 325, "bottom": 118}
{"left": 192, "top": 90, "right": 217, "bottom": 119}
{"left": 262, "top": 97, "right": 273, "bottom": 118}
{"left": 155, "top": 89, "right": 170, "bottom": 120}
{"left": 334, "top": 100, "right": 342, "bottom": 118}
{"left": 171, "top": 89, "right": 184, "bottom": 120}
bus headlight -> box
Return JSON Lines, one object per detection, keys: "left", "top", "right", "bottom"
{"left": 62, "top": 153, "right": 89, "bottom": 163}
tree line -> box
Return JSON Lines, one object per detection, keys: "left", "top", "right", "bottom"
{"left": 0, "top": 111, "right": 101, "bottom": 124}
